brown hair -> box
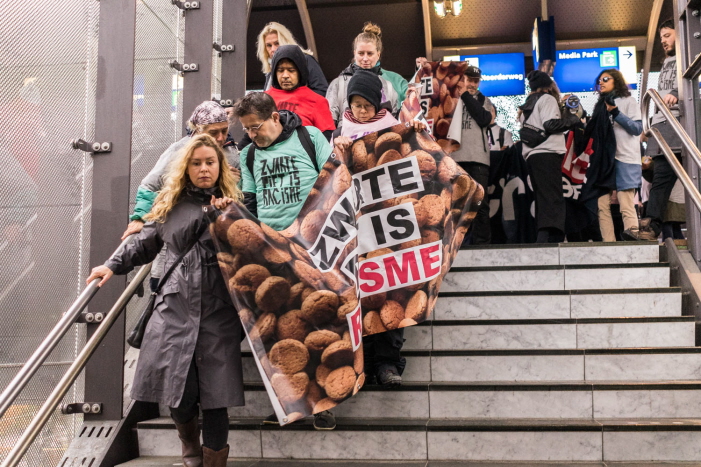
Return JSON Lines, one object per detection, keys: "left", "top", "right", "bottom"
{"left": 595, "top": 69, "right": 631, "bottom": 98}
{"left": 353, "top": 22, "right": 383, "bottom": 55}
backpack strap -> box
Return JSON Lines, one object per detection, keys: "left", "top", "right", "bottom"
{"left": 499, "top": 127, "right": 505, "bottom": 148}
{"left": 296, "top": 126, "right": 320, "bottom": 173}
{"left": 246, "top": 145, "right": 256, "bottom": 183}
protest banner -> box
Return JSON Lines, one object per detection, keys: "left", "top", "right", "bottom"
{"left": 204, "top": 72, "right": 482, "bottom": 424}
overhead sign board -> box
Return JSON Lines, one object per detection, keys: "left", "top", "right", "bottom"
{"left": 443, "top": 52, "right": 526, "bottom": 97}
{"left": 552, "top": 46, "right": 637, "bottom": 93}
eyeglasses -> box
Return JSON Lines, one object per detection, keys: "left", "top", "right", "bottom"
{"left": 598, "top": 76, "right": 612, "bottom": 84}
{"left": 242, "top": 118, "right": 269, "bottom": 135}
{"left": 350, "top": 103, "right": 375, "bottom": 112}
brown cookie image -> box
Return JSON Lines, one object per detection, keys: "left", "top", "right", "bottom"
{"left": 313, "top": 397, "right": 337, "bottom": 414}
{"left": 323, "top": 194, "right": 340, "bottom": 214}
{"left": 430, "top": 78, "right": 440, "bottom": 100}
{"left": 382, "top": 193, "right": 418, "bottom": 210}
{"left": 211, "top": 216, "right": 234, "bottom": 244}
{"left": 353, "top": 344, "right": 364, "bottom": 374}
{"left": 230, "top": 264, "right": 271, "bottom": 294}
{"left": 399, "top": 318, "right": 418, "bottom": 328}
{"left": 435, "top": 61, "right": 451, "bottom": 80}
{"left": 325, "top": 366, "right": 356, "bottom": 401}
{"left": 416, "top": 130, "right": 444, "bottom": 155}
{"left": 439, "top": 82, "right": 449, "bottom": 101}
{"left": 441, "top": 187, "right": 452, "bottom": 211}
{"left": 437, "top": 156, "right": 459, "bottom": 185}
{"left": 255, "top": 276, "right": 291, "bottom": 313}
{"left": 320, "top": 339, "right": 354, "bottom": 369}
{"left": 216, "top": 252, "right": 236, "bottom": 276}
{"left": 361, "top": 292, "right": 386, "bottom": 311}
{"left": 437, "top": 139, "right": 460, "bottom": 155}
{"left": 300, "top": 210, "right": 327, "bottom": 244}
{"left": 227, "top": 219, "right": 266, "bottom": 253}
{"left": 418, "top": 194, "right": 446, "bottom": 226}
{"left": 317, "top": 167, "right": 332, "bottom": 187}
{"left": 250, "top": 312, "right": 276, "bottom": 342}
{"left": 445, "top": 73, "right": 460, "bottom": 89}
{"left": 323, "top": 270, "right": 346, "bottom": 294}
{"left": 399, "top": 238, "right": 422, "bottom": 250}
{"left": 400, "top": 142, "right": 413, "bottom": 157}
{"left": 435, "top": 118, "right": 450, "bottom": 139}
{"left": 276, "top": 309, "right": 312, "bottom": 342}
{"left": 353, "top": 372, "right": 366, "bottom": 395}
{"left": 300, "top": 290, "right": 339, "bottom": 326}
{"left": 301, "top": 188, "right": 322, "bottom": 216}
{"left": 315, "top": 364, "right": 332, "bottom": 388}
{"left": 286, "top": 282, "right": 308, "bottom": 309}
{"left": 363, "top": 132, "right": 378, "bottom": 152}
{"left": 271, "top": 372, "right": 309, "bottom": 405}
{"left": 333, "top": 163, "right": 352, "bottom": 195}
{"left": 260, "top": 222, "right": 287, "bottom": 247}
{"left": 352, "top": 139, "right": 377, "bottom": 173}
{"left": 262, "top": 245, "right": 292, "bottom": 265}
{"left": 305, "top": 330, "right": 341, "bottom": 354}
{"left": 380, "top": 300, "right": 405, "bottom": 330}
{"left": 405, "top": 290, "right": 428, "bottom": 321}
{"left": 443, "top": 96, "right": 458, "bottom": 116}
{"left": 363, "top": 310, "right": 388, "bottom": 334}
{"left": 452, "top": 174, "right": 473, "bottom": 202}
{"left": 239, "top": 308, "right": 256, "bottom": 329}
{"left": 279, "top": 219, "right": 299, "bottom": 238}
{"left": 269, "top": 339, "right": 310, "bottom": 375}
{"left": 409, "top": 150, "right": 437, "bottom": 181}
{"left": 306, "top": 380, "right": 325, "bottom": 408}
{"left": 388, "top": 289, "right": 410, "bottom": 307}
{"left": 375, "top": 132, "right": 402, "bottom": 155}
{"left": 293, "top": 260, "right": 324, "bottom": 288}
{"left": 377, "top": 149, "right": 403, "bottom": 167}
{"left": 337, "top": 299, "right": 359, "bottom": 322}
{"left": 421, "top": 227, "right": 441, "bottom": 244}
{"left": 290, "top": 243, "right": 313, "bottom": 263}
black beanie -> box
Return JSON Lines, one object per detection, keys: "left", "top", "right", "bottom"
{"left": 347, "top": 70, "right": 382, "bottom": 113}
{"left": 527, "top": 70, "right": 553, "bottom": 91}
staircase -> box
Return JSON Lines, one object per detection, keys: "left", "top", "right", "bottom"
{"left": 118, "top": 241, "right": 701, "bottom": 466}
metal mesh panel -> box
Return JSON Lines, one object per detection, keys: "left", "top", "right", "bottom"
{"left": 212, "top": 0, "right": 223, "bottom": 100}
{"left": 0, "top": 0, "right": 98, "bottom": 463}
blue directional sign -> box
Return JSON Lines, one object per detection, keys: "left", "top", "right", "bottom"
{"left": 444, "top": 52, "right": 527, "bottom": 97}
{"left": 552, "top": 46, "right": 637, "bottom": 93}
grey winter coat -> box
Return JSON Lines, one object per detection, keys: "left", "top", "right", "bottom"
{"left": 106, "top": 185, "right": 244, "bottom": 409}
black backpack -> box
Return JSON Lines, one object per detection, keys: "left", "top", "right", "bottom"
{"left": 246, "top": 126, "right": 319, "bottom": 183}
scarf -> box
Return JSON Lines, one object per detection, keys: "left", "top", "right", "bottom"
{"left": 580, "top": 97, "right": 617, "bottom": 207}
{"left": 342, "top": 108, "right": 388, "bottom": 125}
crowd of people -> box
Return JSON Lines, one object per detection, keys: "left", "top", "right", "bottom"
{"left": 83, "top": 18, "right": 687, "bottom": 467}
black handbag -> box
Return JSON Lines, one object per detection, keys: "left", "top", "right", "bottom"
{"left": 127, "top": 222, "right": 207, "bottom": 349}
{"left": 519, "top": 123, "right": 548, "bottom": 148}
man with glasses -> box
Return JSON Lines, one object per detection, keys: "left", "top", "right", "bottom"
{"left": 447, "top": 65, "right": 495, "bottom": 244}
{"left": 234, "top": 91, "right": 336, "bottom": 430}
{"left": 265, "top": 45, "right": 335, "bottom": 140}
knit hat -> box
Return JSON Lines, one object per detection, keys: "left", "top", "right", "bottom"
{"left": 188, "top": 101, "right": 228, "bottom": 127}
{"left": 347, "top": 70, "right": 382, "bottom": 113}
{"left": 527, "top": 70, "right": 553, "bottom": 91}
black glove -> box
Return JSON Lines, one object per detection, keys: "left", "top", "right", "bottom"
{"left": 604, "top": 93, "right": 616, "bottom": 107}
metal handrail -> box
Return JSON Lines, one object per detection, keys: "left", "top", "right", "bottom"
{"left": 0, "top": 237, "right": 132, "bottom": 419}
{"left": 642, "top": 88, "right": 701, "bottom": 212}
{"left": 1, "top": 262, "right": 152, "bottom": 467}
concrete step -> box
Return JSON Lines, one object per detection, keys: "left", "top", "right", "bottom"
{"left": 133, "top": 417, "right": 701, "bottom": 462}
{"left": 435, "top": 288, "right": 682, "bottom": 320}
{"left": 454, "top": 242, "right": 659, "bottom": 268}
{"left": 421, "top": 317, "right": 696, "bottom": 350}
{"left": 221, "top": 381, "right": 701, "bottom": 420}
{"left": 443, "top": 263, "right": 670, "bottom": 292}
{"left": 241, "top": 347, "right": 701, "bottom": 383}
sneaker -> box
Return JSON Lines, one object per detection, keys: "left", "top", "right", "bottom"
{"left": 313, "top": 410, "right": 336, "bottom": 430}
{"left": 377, "top": 367, "right": 402, "bottom": 389}
{"left": 622, "top": 218, "right": 658, "bottom": 241}
{"left": 262, "top": 413, "right": 279, "bottom": 425}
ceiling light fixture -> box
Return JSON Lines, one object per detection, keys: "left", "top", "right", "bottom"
{"left": 433, "top": 0, "right": 462, "bottom": 18}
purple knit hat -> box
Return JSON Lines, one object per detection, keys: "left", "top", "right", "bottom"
{"left": 188, "top": 101, "right": 228, "bottom": 127}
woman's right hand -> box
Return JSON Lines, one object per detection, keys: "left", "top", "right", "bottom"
{"left": 121, "top": 220, "right": 144, "bottom": 240}
{"left": 86, "top": 266, "right": 113, "bottom": 287}
{"left": 334, "top": 136, "right": 353, "bottom": 152}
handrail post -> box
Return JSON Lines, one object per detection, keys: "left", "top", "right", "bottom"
{"left": 84, "top": 0, "right": 137, "bottom": 421}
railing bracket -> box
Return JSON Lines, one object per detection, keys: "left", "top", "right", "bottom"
{"left": 213, "top": 42, "right": 234, "bottom": 53}
{"left": 76, "top": 312, "right": 105, "bottom": 324}
{"left": 171, "top": 0, "right": 199, "bottom": 10}
{"left": 170, "top": 60, "right": 198, "bottom": 72}
{"left": 217, "top": 98, "right": 234, "bottom": 107}
{"left": 71, "top": 139, "right": 111, "bottom": 154}
{"left": 61, "top": 402, "right": 102, "bottom": 415}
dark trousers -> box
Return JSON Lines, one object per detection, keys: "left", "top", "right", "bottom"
{"left": 363, "top": 329, "right": 406, "bottom": 376}
{"left": 647, "top": 153, "right": 681, "bottom": 234}
{"left": 169, "top": 359, "right": 229, "bottom": 451}
{"left": 457, "top": 162, "right": 491, "bottom": 245}
{"left": 526, "top": 152, "right": 566, "bottom": 242}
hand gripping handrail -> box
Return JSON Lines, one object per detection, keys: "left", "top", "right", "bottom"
{"left": 0, "top": 237, "right": 132, "bottom": 420}
{"left": 642, "top": 88, "right": 701, "bottom": 213}
{"left": 1, "top": 261, "right": 152, "bottom": 467}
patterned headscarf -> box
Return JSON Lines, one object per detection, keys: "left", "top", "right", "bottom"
{"left": 188, "top": 101, "right": 228, "bottom": 127}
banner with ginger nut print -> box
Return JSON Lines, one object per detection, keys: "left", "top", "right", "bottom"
{"left": 204, "top": 102, "right": 483, "bottom": 426}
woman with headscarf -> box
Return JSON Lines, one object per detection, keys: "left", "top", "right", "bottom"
{"left": 122, "top": 101, "right": 239, "bottom": 290}
{"left": 326, "top": 22, "right": 407, "bottom": 129}
{"left": 256, "top": 22, "right": 328, "bottom": 97}
{"left": 87, "top": 134, "right": 243, "bottom": 466}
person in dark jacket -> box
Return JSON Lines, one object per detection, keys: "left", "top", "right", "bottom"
{"left": 265, "top": 45, "right": 335, "bottom": 139}
{"left": 257, "top": 22, "right": 328, "bottom": 97}
{"left": 446, "top": 65, "right": 495, "bottom": 244}
{"left": 519, "top": 71, "right": 579, "bottom": 243}
{"left": 86, "top": 134, "right": 243, "bottom": 466}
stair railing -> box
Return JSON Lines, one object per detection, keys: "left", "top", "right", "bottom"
{"left": 642, "top": 88, "right": 701, "bottom": 213}
{"left": 0, "top": 238, "right": 151, "bottom": 467}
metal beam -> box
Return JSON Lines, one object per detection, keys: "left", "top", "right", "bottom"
{"left": 181, "top": 0, "right": 214, "bottom": 136}
{"left": 221, "top": 0, "right": 248, "bottom": 143}
{"left": 421, "top": 0, "right": 433, "bottom": 60}
{"left": 641, "top": 0, "right": 664, "bottom": 102}
{"left": 295, "top": 0, "right": 318, "bottom": 58}
{"left": 84, "top": 0, "right": 137, "bottom": 422}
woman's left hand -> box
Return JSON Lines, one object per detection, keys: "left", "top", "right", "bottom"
{"left": 211, "top": 195, "right": 235, "bottom": 210}
{"left": 605, "top": 103, "right": 617, "bottom": 112}
{"left": 412, "top": 120, "right": 427, "bottom": 132}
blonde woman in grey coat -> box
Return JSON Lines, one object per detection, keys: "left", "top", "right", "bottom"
{"left": 87, "top": 134, "right": 243, "bottom": 467}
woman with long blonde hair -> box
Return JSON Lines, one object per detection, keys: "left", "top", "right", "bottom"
{"left": 87, "top": 134, "right": 244, "bottom": 466}
{"left": 256, "top": 21, "right": 328, "bottom": 96}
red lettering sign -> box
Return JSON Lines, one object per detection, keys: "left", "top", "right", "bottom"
{"left": 346, "top": 304, "right": 363, "bottom": 351}
{"left": 420, "top": 244, "right": 441, "bottom": 276}
{"left": 384, "top": 251, "right": 420, "bottom": 287}
{"left": 359, "top": 261, "right": 383, "bottom": 293}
